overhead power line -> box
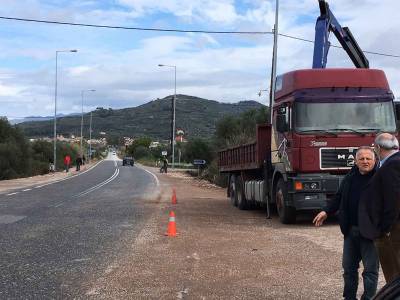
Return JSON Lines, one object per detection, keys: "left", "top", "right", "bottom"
{"left": 0, "top": 16, "right": 270, "bottom": 35}
{"left": 0, "top": 16, "right": 399, "bottom": 58}
{"left": 278, "top": 33, "right": 400, "bottom": 58}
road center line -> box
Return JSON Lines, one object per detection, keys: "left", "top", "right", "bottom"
{"left": 22, "top": 189, "right": 32, "bottom": 192}
{"left": 75, "top": 168, "right": 119, "bottom": 197}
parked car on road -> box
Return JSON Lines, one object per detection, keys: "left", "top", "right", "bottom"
{"left": 122, "top": 156, "right": 134, "bottom": 166}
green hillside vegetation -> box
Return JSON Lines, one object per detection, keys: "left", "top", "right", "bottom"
{"left": 124, "top": 105, "right": 269, "bottom": 186}
{"left": 0, "top": 118, "right": 108, "bottom": 180}
{"left": 18, "top": 95, "right": 265, "bottom": 140}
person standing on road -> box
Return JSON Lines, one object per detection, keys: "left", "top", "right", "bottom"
{"left": 64, "top": 155, "right": 71, "bottom": 173}
{"left": 360, "top": 133, "right": 400, "bottom": 284}
{"left": 162, "top": 157, "right": 168, "bottom": 173}
{"left": 76, "top": 155, "right": 82, "bottom": 171}
{"left": 49, "top": 158, "right": 55, "bottom": 173}
{"left": 313, "top": 146, "right": 379, "bottom": 300}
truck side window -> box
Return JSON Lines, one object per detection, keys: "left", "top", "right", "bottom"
{"left": 276, "top": 105, "right": 289, "bottom": 132}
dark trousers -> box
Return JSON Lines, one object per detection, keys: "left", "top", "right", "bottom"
{"left": 343, "top": 227, "right": 379, "bottom": 300}
{"left": 374, "top": 223, "right": 400, "bottom": 284}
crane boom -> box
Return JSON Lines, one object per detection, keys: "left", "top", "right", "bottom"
{"left": 312, "top": 0, "right": 369, "bottom": 69}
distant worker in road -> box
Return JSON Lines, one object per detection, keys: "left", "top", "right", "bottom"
{"left": 361, "top": 133, "right": 400, "bottom": 284}
{"left": 161, "top": 157, "right": 168, "bottom": 173}
{"left": 313, "top": 146, "right": 379, "bottom": 300}
{"left": 76, "top": 155, "right": 83, "bottom": 171}
{"left": 49, "top": 158, "right": 55, "bottom": 173}
{"left": 64, "top": 155, "right": 71, "bottom": 173}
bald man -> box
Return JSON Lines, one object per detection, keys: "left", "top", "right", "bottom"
{"left": 314, "top": 146, "right": 379, "bottom": 299}
{"left": 360, "top": 132, "right": 400, "bottom": 284}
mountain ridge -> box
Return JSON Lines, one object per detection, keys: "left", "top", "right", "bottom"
{"left": 18, "top": 94, "right": 265, "bottom": 140}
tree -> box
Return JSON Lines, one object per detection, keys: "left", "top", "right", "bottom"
{"left": 214, "top": 106, "right": 269, "bottom": 149}
{"left": 126, "top": 136, "right": 153, "bottom": 159}
{"left": 0, "top": 118, "right": 32, "bottom": 179}
{"left": 183, "top": 138, "right": 213, "bottom": 164}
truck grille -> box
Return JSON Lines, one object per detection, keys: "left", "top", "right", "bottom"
{"left": 320, "top": 147, "right": 357, "bottom": 170}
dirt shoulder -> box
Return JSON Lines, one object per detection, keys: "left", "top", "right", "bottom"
{"left": 84, "top": 167, "right": 386, "bottom": 299}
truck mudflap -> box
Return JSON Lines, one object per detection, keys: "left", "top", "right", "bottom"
{"left": 286, "top": 173, "right": 344, "bottom": 210}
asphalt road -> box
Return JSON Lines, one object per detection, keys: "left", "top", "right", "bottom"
{"left": 0, "top": 153, "right": 159, "bottom": 299}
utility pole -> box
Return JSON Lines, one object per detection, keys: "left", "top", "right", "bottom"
{"left": 53, "top": 49, "right": 77, "bottom": 171}
{"left": 269, "top": 0, "right": 279, "bottom": 124}
{"left": 158, "top": 64, "right": 177, "bottom": 169}
{"left": 89, "top": 111, "right": 92, "bottom": 163}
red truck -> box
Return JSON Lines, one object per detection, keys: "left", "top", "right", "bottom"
{"left": 219, "top": 69, "right": 399, "bottom": 223}
{"left": 218, "top": 1, "right": 400, "bottom": 223}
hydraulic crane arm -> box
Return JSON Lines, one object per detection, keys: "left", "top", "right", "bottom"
{"left": 312, "top": 0, "right": 369, "bottom": 69}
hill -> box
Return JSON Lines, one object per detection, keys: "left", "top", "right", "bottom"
{"left": 18, "top": 95, "right": 265, "bottom": 140}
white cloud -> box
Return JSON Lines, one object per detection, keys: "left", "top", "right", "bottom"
{"left": 1, "top": 0, "right": 400, "bottom": 119}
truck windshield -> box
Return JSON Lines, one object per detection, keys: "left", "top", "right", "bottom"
{"left": 295, "top": 101, "right": 396, "bottom": 133}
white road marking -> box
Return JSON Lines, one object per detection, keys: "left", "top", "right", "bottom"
{"left": 22, "top": 188, "right": 31, "bottom": 192}
{"left": 6, "top": 192, "right": 18, "bottom": 196}
{"left": 75, "top": 168, "right": 120, "bottom": 197}
{"left": 33, "top": 160, "right": 104, "bottom": 190}
{"left": 73, "top": 258, "right": 91, "bottom": 262}
{"left": 135, "top": 164, "right": 160, "bottom": 187}
{"left": 53, "top": 202, "right": 64, "bottom": 208}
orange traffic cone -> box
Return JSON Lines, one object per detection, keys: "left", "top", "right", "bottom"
{"left": 165, "top": 211, "right": 177, "bottom": 237}
{"left": 171, "top": 188, "right": 177, "bottom": 204}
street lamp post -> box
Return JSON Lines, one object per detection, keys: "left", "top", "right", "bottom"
{"left": 80, "top": 89, "right": 96, "bottom": 158}
{"left": 89, "top": 111, "right": 93, "bottom": 164}
{"left": 53, "top": 49, "right": 77, "bottom": 171}
{"left": 158, "top": 64, "right": 176, "bottom": 169}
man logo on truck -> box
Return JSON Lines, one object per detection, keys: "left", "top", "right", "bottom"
{"left": 337, "top": 154, "right": 355, "bottom": 166}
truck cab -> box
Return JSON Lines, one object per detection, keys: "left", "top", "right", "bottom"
{"left": 271, "top": 68, "right": 397, "bottom": 222}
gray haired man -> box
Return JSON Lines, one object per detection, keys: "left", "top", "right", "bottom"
{"left": 360, "top": 132, "right": 400, "bottom": 284}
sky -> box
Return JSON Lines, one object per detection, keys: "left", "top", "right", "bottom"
{"left": 0, "top": 0, "right": 399, "bottom": 119}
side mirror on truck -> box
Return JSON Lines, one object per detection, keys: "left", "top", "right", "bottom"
{"left": 276, "top": 114, "right": 289, "bottom": 133}
{"left": 394, "top": 102, "right": 400, "bottom": 131}
{"left": 395, "top": 102, "right": 400, "bottom": 122}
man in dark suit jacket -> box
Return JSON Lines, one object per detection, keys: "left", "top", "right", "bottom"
{"left": 360, "top": 132, "right": 400, "bottom": 284}
{"left": 314, "top": 146, "right": 379, "bottom": 300}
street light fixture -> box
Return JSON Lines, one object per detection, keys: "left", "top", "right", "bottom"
{"left": 158, "top": 63, "right": 177, "bottom": 169}
{"left": 258, "top": 89, "right": 268, "bottom": 97}
{"left": 80, "top": 89, "right": 96, "bottom": 159}
{"left": 53, "top": 49, "right": 77, "bottom": 172}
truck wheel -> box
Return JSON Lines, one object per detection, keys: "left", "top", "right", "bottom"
{"left": 275, "top": 179, "right": 296, "bottom": 224}
{"left": 236, "top": 177, "right": 247, "bottom": 210}
{"left": 229, "top": 175, "right": 237, "bottom": 207}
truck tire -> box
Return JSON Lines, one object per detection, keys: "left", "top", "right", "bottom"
{"left": 229, "top": 175, "right": 237, "bottom": 207}
{"left": 236, "top": 177, "right": 247, "bottom": 210}
{"left": 275, "top": 178, "right": 296, "bottom": 224}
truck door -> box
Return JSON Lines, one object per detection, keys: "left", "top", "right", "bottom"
{"left": 274, "top": 103, "right": 293, "bottom": 172}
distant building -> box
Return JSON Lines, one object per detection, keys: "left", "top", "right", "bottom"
{"left": 123, "top": 137, "right": 134, "bottom": 146}
{"left": 149, "top": 141, "right": 160, "bottom": 148}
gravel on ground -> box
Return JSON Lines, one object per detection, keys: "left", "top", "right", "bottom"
{"left": 82, "top": 166, "right": 385, "bottom": 299}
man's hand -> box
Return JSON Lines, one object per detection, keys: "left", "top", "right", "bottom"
{"left": 313, "top": 211, "right": 328, "bottom": 227}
